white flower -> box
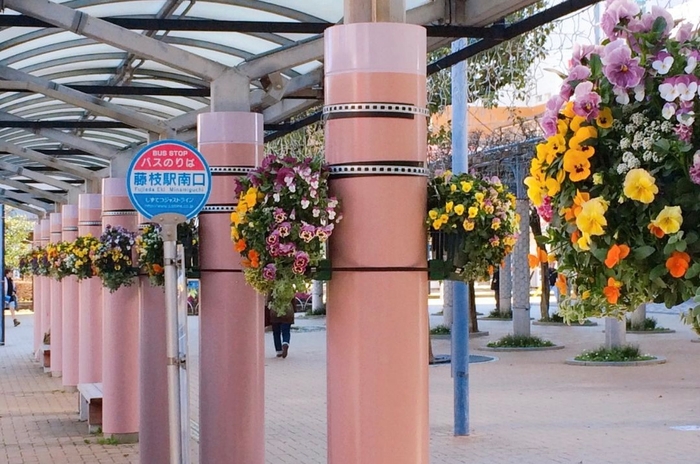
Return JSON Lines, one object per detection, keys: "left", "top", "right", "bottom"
{"left": 614, "top": 86, "right": 630, "bottom": 104}
{"left": 661, "top": 121, "right": 674, "bottom": 132}
{"left": 273, "top": 193, "right": 280, "bottom": 202}
{"left": 620, "top": 138, "right": 631, "bottom": 149}
{"left": 312, "top": 208, "right": 320, "bottom": 218}
{"left": 677, "top": 111, "right": 695, "bottom": 126}
{"left": 301, "top": 197, "right": 310, "bottom": 209}
{"left": 634, "top": 84, "right": 645, "bottom": 101}
{"left": 288, "top": 184, "right": 296, "bottom": 193}
{"left": 686, "top": 56, "right": 697, "bottom": 74}
{"left": 631, "top": 113, "right": 644, "bottom": 125}
{"left": 652, "top": 55, "right": 674, "bottom": 75}
{"left": 678, "top": 82, "right": 698, "bottom": 101}
{"left": 658, "top": 82, "right": 679, "bottom": 101}
{"left": 662, "top": 102, "right": 677, "bottom": 120}
{"left": 642, "top": 138, "right": 653, "bottom": 150}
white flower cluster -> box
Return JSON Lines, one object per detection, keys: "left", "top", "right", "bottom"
{"left": 616, "top": 112, "right": 665, "bottom": 173}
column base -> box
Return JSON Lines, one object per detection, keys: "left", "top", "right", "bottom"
{"left": 108, "top": 432, "right": 139, "bottom": 444}
{"left": 52, "top": 371, "right": 62, "bottom": 378}
{"left": 64, "top": 385, "right": 78, "bottom": 393}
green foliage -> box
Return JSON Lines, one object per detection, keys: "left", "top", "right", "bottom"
{"left": 487, "top": 308, "right": 512, "bottom": 319}
{"left": 4, "top": 209, "right": 34, "bottom": 271}
{"left": 427, "top": 1, "right": 553, "bottom": 113}
{"left": 574, "top": 345, "right": 655, "bottom": 362}
{"left": 430, "top": 324, "right": 451, "bottom": 335}
{"left": 626, "top": 317, "right": 666, "bottom": 331}
{"left": 487, "top": 334, "right": 554, "bottom": 348}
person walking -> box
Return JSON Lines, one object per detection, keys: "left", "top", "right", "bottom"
{"left": 268, "top": 300, "right": 294, "bottom": 358}
{"left": 4, "top": 269, "right": 20, "bottom": 327}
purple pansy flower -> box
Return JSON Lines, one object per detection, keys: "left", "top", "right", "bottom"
{"left": 262, "top": 264, "right": 277, "bottom": 281}
{"left": 572, "top": 81, "right": 601, "bottom": 119}
{"left": 601, "top": 39, "right": 644, "bottom": 89}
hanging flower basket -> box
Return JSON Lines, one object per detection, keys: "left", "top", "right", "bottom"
{"left": 426, "top": 171, "right": 519, "bottom": 282}
{"left": 135, "top": 221, "right": 199, "bottom": 287}
{"left": 230, "top": 154, "right": 342, "bottom": 314}
{"left": 526, "top": 0, "right": 700, "bottom": 322}
{"left": 93, "top": 225, "right": 138, "bottom": 292}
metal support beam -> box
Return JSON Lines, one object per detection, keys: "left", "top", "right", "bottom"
{"left": 0, "top": 188, "right": 55, "bottom": 211}
{"left": 0, "top": 83, "right": 209, "bottom": 97}
{"left": 5, "top": 0, "right": 230, "bottom": 82}
{"left": 0, "top": 197, "right": 45, "bottom": 217}
{"left": 0, "top": 69, "right": 170, "bottom": 134}
{"left": 0, "top": 177, "right": 66, "bottom": 203}
{"left": 262, "top": 99, "right": 319, "bottom": 125}
{"left": 0, "top": 140, "right": 103, "bottom": 181}
{"left": 0, "top": 111, "right": 120, "bottom": 160}
{"left": 0, "top": 160, "right": 80, "bottom": 193}
{"left": 211, "top": 71, "right": 251, "bottom": 112}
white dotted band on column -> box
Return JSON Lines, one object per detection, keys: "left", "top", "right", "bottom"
{"left": 61, "top": 227, "right": 79, "bottom": 232}
{"left": 209, "top": 167, "right": 254, "bottom": 174}
{"left": 201, "top": 205, "right": 236, "bottom": 212}
{"left": 78, "top": 221, "right": 102, "bottom": 226}
{"left": 329, "top": 164, "right": 428, "bottom": 177}
{"left": 102, "top": 211, "right": 138, "bottom": 216}
{"left": 323, "top": 103, "right": 430, "bottom": 118}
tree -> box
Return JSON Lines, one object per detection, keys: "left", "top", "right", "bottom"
{"left": 4, "top": 208, "right": 35, "bottom": 271}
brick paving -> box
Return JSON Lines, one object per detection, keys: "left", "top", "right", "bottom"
{"left": 1, "top": 300, "right": 699, "bottom": 464}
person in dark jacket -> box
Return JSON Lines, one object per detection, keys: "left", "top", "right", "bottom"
{"left": 4, "top": 269, "right": 20, "bottom": 326}
{"left": 268, "top": 300, "right": 294, "bottom": 358}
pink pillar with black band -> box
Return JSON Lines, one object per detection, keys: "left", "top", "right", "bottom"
{"left": 138, "top": 215, "right": 169, "bottom": 464}
{"left": 101, "top": 178, "right": 140, "bottom": 442}
{"left": 40, "top": 218, "right": 50, "bottom": 346}
{"left": 324, "top": 23, "right": 429, "bottom": 464}
{"left": 198, "top": 112, "right": 265, "bottom": 464}
{"left": 78, "top": 193, "right": 103, "bottom": 384}
{"left": 50, "top": 212, "right": 63, "bottom": 378}
{"left": 61, "top": 205, "right": 79, "bottom": 391}
{"left": 33, "top": 223, "right": 42, "bottom": 359}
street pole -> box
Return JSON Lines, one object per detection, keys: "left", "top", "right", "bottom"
{"left": 1, "top": 204, "right": 5, "bottom": 346}
{"left": 157, "top": 214, "right": 186, "bottom": 464}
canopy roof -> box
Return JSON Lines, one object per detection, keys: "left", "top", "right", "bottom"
{"left": 0, "top": 0, "right": 591, "bottom": 216}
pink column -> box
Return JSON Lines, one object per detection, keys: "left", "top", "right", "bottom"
{"left": 50, "top": 212, "right": 63, "bottom": 378}
{"left": 78, "top": 194, "right": 103, "bottom": 384}
{"left": 61, "top": 205, "right": 79, "bottom": 392}
{"left": 138, "top": 215, "right": 169, "bottom": 464}
{"left": 40, "top": 218, "right": 50, "bottom": 346}
{"left": 33, "top": 223, "right": 42, "bottom": 359}
{"left": 324, "top": 23, "right": 429, "bottom": 464}
{"left": 102, "top": 178, "right": 140, "bottom": 442}
{"left": 198, "top": 112, "right": 264, "bottom": 464}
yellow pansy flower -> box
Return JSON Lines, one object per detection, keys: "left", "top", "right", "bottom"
{"left": 595, "top": 107, "right": 613, "bottom": 128}
{"left": 450, "top": 184, "right": 457, "bottom": 193}
{"left": 460, "top": 181, "right": 472, "bottom": 193}
{"left": 569, "top": 126, "right": 598, "bottom": 150}
{"left": 475, "top": 192, "right": 485, "bottom": 204}
{"left": 468, "top": 206, "right": 478, "bottom": 218}
{"left": 428, "top": 209, "right": 439, "bottom": 220}
{"left": 557, "top": 119, "right": 569, "bottom": 135}
{"left": 623, "top": 168, "right": 658, "bottom": 204}
{"left": 462, "top": 220, "right": 475, "bottom": 231}
{"left": 445, "top": 201, "right": 454, "bottom": 213}
{"left": 439, "top": 214, "right": 449, "bottom": 224}
{"left": 576, "top": 197, "right": 609, "bottom": 236}
{"left": 563, "top": 147, "right": 594, "bottom": 182}
{"left": 569, "top": 115, "right": 586, "bottom": 133}
{"left": 545, "top": 134, "right": 567, "bottom": 154}
{"left": 651, "top": 206, "right": 682, "bottom": 234}
{"left": 243, "top": 187, "right": 258, "bottom": 209}
{"left": 454, "top": 204, "right": 465, "bottom": 216}
{"left": 562, "top": 101, "right": 576, "bottom": 119}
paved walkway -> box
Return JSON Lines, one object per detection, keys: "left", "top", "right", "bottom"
{"left": 1, "top": 299, "right": 699, "bottom": 464}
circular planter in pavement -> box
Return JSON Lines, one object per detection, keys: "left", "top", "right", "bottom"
{"left": 565, "top": 356, "right": 667, "bottom": 366}
{"left": 429, "top": 354, "right": 498, "bottom": 365}
{"left": 626, "top": 329, "right": 675, "bottom": 334}
{"left": 533, "top": 320, "right": 598, "bottom": 327}
{"left": 481, "top": 344, "right": 565, "bottom": 352}
{"left": 477, "top": 317, "right": 534, "bottom": 322}
{"left": 430, "top": 331, "right": 490, "bottom": 340}
{"left": 692, "top": 338, "right": 700, "bottom": 343}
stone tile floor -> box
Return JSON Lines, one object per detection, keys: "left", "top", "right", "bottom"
{"left": 1, "top": 297, "right": 699, "bottom": 464}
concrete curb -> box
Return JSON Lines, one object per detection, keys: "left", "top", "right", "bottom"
{"left": 430, "top": 331, "right": 490, "bottom": 340}
{"left": 691, "top": 339, "right": 700, "bottom": 343}
{"left": 533, "top": 321, "right": 598, "bottom": 327}
{"left": 481, "top": 344, "right": 564, "bottom": 352}
{"left": 565, "top": 356, "right": 667, "bottom": 367}
{"left": 626, "top": 329, "right": 675, "bottom": 334}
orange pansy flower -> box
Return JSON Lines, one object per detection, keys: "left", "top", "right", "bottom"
{"left": 555, "top": 273, "right": 568, "bottom": 296}
{"left": 603, "top": 277, "right": 622, "bottom": 304}
{"left": 647, "top": 223, "right": 665, "bottom": 238}
{"left": 666, "top": 251, "right": 691, "bottom": 278}
{"left": 563, "top": 190, "right": 591, "bottom": 222}
{"left": 571, "top": 230, "right": 581, "bottom": 245}
{"left": 234, "top": 239, "right": 247, "bottom": 253}
{"left": 528, "top": 248, "right": 549, "bottom": 268}
{"left": 151, "top": 263, "right": 164, "bottom": 274}
{"left": 248, "top": 249, "right": 260, "bottom": 268}
{"left": 604, "top": 244, "right": 630, "bottom": 269}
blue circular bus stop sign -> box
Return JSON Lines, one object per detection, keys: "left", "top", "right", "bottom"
{"left": 126, "top": 140, "right": 212, "bottom": 220}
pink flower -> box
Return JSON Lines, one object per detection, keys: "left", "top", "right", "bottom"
{"left": 600, "top": 0, "right": 641, "bottom": 40}
{"left": 572, "top": 81, "right": 601, "bottom": 119}
{"left": 536, "top": 196, "right": 553, "bottom": 223}
{"left": 689, "top": 151, "right": 700, "bottom": 185}
{"left": 570, "top": 44, "right": 599, "bottom": 67}
{"left": 641, "top": 6, "right": 674, "bottom": 38}
{"left": 540, "top": 112, "right": 559, "bottom": 138}
{"left": 651, "top": 51, "right": 674, "bottom": 75}
{"left": 675, "top": 22, "right": 693, "bottom": 44}
{"left": 262, "top": 264, "right": 277, "bottom": 281}
{"left": 601, "top": 40, "right": 645, "bottom": 88}
{"left": 674, "top": 124, "right": 693, "bottom": 143}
